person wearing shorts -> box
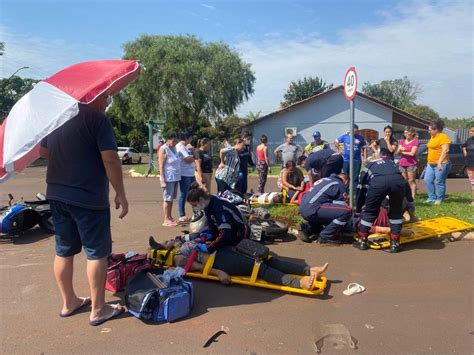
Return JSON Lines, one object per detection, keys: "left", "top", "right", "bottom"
{"left": 462, "top": 126, "right": 474, "bottom": 206}
{"left": 398, "top": 127, "right": 419, "bottom": 199}
{"left": 158, "top": 131, "right": 182, "bottom": 227}
{"left": 40, "top": 96, "right": 128, "bottom": 326}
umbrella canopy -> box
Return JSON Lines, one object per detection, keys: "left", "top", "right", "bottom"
{"left": 0, "top": 60, "right": 140, "bottom": 183}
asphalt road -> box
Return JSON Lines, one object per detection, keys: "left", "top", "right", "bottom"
{"left": 0, "top": 166, "right": 473, "bottom": 354}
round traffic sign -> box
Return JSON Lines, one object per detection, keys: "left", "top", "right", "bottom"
{"left": 344, "top": 67, "right": 357, "bottom": 101}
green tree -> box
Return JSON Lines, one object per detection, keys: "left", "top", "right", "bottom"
{"left": 361, "top": 76, "right": 421, "bottom": 110}
{"left": 405, "top": 104, "right": 440, "bottom": 122}
{"left": 0, "top": 76, "right": 39, "bottom": 122}
{"left": 244, "top": 111, "right": 262, "bottom": 122}
{"left": 443, "top": 117, "right": 474, "bottom": 129}
{"left": 122, "top": 35, "right": 255, "bottom": 134}
{"left": 280, "top": 76, "right": 333, "bottom": 108}
{"left": 0, "top": 42, "right": 4, "bottom": 56}
{"left": 107, "top": 92, "right": 148, "bottom": 150}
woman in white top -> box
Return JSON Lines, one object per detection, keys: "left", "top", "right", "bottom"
{"left": 158, "top": 131, "right": 181, "bottom": 227}
{"left": 176, "top": 132, "right": 197, "bottom": 223}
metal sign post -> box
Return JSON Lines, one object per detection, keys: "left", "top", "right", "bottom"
{"left": 146, "top": 120, "right": 156, "bottom": 177}
{"left": 146, "top": 120, "right": 164, "bottom": 177}
{"left": 344, "top": 67, "right": 358, "bottom": 208}
{"left": 349, "top": 99, "right": 355, "bottom": 207}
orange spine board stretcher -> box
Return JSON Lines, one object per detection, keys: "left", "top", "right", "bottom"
{"left": 149, "top": 250, "right": 327, "bottom": 296}
{"left": 367, "top": 216, "right": 473, "bottom": 250}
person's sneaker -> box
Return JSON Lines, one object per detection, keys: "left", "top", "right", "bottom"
{"left": 352, "top": 239, "right": 369, "bottom": 250}
{"left": 318, "top": 238, "right": 342, "bottom": 246}
{"left": 425, "top": 199, "right": 435, "bottom": 203}
{"left": 434, "top": 200, "right": 442, "bottom": 205}
{"left": 297, "top": 223, "right": 315, "bottom": 243}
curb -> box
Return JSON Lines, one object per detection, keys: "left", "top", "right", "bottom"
{"left": 449, "top": 231, "right": 474, "bottom": 240}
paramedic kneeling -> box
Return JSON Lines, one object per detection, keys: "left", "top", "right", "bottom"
{"left": 186, "top": 183, "right": 246, "bottom": 253}
{"left": 304, "top": 148, "right": 343, "bottom": 184}
{"left": 298, "top": 173, "right": 351, "bottom": 244}
{"left": 353, "top": 157, "right": 412, "bottom": 253}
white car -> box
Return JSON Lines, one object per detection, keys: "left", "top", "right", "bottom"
{"left": 118, "top": 147, "right": 142, "bottom": 164}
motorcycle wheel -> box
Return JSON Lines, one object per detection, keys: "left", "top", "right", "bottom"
{"left": 38, "top": 213, "right": 55, "bottom": 234}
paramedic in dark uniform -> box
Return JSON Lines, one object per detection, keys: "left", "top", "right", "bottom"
{"left": 236, "top": 132, "right": 255, "bottom": 194}
{"left": 298, "top": 173, "right": 351, "bottom": 243}
{"left": 353, "top": 157, "right": 412, "bottom": 253}
{"left": 304, "top": 148, "right": 343, "bottom": 183}
{"left": 186, "top": 182, "right": 246, "bottom": 253}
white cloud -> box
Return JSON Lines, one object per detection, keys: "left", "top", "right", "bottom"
{"left": 0, "top": 26, "right": 121, "bottom": 80}
{"left": 200, "top": 3, "right": 215, "bottom": 10}
{"left": 235, "top": 0, "right": 473, "bottom": 118}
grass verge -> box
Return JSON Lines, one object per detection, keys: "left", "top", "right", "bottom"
{"left": 268, "top": 193, "right": 474, "bottom": 227}
{"left": 130, "top": 165, "right": 159, "bottom": 176}
{"left": 249, "top": 165, "right": 283, "bottom": 177}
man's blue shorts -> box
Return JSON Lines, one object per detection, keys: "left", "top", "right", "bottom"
{"left": 50, "top": 200, "right": 112, "bottom": 260}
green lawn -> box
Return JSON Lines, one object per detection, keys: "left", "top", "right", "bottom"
{"left": 249, "top": 165, "right": 283, "bottom": 177}
{"left": 130, "top": 165, "right": 159, "bottom": 175}
{"left": 133, "top": 164, "right": 283, "bottom": 177}
{"left": 268, "top": 193, "right": 474, "bottom": 227}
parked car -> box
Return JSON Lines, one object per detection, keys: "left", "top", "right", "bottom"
{"left": 416, "top": 143, "right": 468, "bottom": 177}
{"left": 118, "top": 147, "right": 142, "bottom": 164}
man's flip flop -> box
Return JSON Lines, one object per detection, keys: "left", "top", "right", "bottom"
{"left": 162, "top": 221, "right": 178, "bottom": 227}
{"left": 343, "top": 283, "right": 366, "bottom": 296}
{"left": 89, "top": 304, "right": 124, "bottom": 326}
{"left": 59, "top": 297, "right": 91, "bottom": 317}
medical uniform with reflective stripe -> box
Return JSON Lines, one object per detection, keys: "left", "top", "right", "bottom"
{"left": 304, "top": 148, "right": 343, "bottom": 178}
{"left": 204, "top": 196, "right": 246, "bottom": 253}
{"left": 299, "top": 174, "right": 351, "bottom": 242}
{"left": 356, "top": 158, "right": 412, "bottom": 240}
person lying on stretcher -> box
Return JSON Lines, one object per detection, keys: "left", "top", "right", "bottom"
{"left": 249, "top": 192, "right": 284, "bottom": 204}
{"left": 150, "top": 236, "right": 328, "bottom": 290}
{"left": 346, "top": 196, "right": 418, "bottom": 236}
{"left": 172, "top": 239, "right": 328, "bottom": 290}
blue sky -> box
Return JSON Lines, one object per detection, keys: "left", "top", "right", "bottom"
{"left": 1, "top": 0, "right": 473, "bottom": 118}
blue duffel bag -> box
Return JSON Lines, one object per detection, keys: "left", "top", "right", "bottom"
{"left": 125, "top": 269, "right": 194, "bottom": 323}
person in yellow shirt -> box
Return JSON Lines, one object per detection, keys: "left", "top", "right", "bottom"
{"left": 423, "top": 120, "right": 451, "bottom": 204}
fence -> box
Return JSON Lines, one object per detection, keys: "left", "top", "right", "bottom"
{"left": 456, "top": 128, "right": 470, "bottom": 144}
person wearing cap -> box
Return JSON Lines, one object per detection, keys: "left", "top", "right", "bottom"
{"left": 304, "top": 131, "right": 329, "bottom": 155}
{"left": 304, "top": 148, "right": 343, "bottom": 184}
{"left": 334, "top": 124, "right": 367, "bottom": 191}
{"left": 176, "top": 132, "right": 197, "bottom": 223}
{"left": 298, "top": 173, "right": 351, "bottom": 244}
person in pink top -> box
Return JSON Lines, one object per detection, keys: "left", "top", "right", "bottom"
{"left": 256, "top": 135, "right": 271, "bottom": 193}
{"left": 397, "top": 127, "right": 419, "bottom": 198}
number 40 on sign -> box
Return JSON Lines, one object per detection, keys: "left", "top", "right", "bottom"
{"left": 344, "top": 67, "right": 358, "bottom": 101}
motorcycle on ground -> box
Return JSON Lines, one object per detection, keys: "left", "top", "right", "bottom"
{"left": 0, "top": 193, "right": 55, "bottom": 238}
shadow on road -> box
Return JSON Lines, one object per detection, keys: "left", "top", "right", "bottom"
{"left": 264, "top": 232, "right": 297, "bottom": 245}
{"left": 399, "top": 238, "right": 446, "bottom": 252}
{"left": 0, "top": 228, "right": 53, "bottom": 245}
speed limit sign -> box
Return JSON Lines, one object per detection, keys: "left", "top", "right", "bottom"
{"left": 344, "top": 67, "right": 357, "bottom": 101}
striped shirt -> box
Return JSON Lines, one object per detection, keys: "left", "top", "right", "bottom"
{"left": 215, "top": 146, "right": 240, "bottom": 188}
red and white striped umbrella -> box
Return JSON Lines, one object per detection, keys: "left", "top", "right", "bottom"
{"left": 0, "top": 60, "right": 140, "bottom": 183}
